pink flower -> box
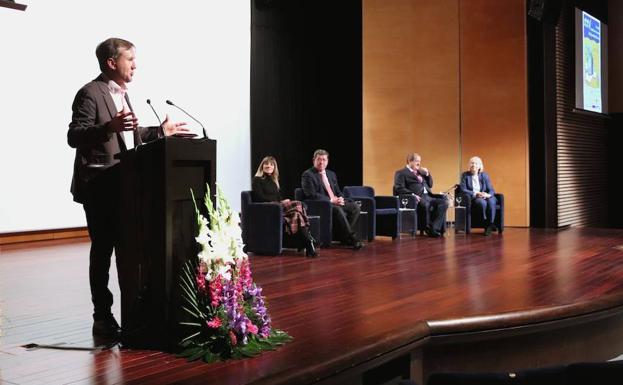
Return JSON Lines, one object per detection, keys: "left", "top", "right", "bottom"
{"left": 246, "top": 320, "right": 258, "bottom": 335}
{"left": 239, "top": 260, "right": 254, "bottom": 290}
{"left": 206, "top": 317, "right": 222, "bottom": 328}
{"left": 196, "top": 272, "right": 207, "bottom": 293}
{"left": 229, "top": 331, "right": 237, "bottom": 346}
{"left": 208, "top": 275, "right": 223, "bottom": 307}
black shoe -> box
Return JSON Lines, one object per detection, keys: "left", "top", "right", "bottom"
{"left": 425, "top": 228, "right": 441, "bottom": 238}
{"left": 311, "top": 236, "right": 320, "bottom": 247}
{"left": 484, "top": 225, "right": 493, "bottom": 236}
{"left": 352, "top": 240, "right": 364, "bottom": 250}
{"left": 305, "top": 239, "right": 317, "bottom": 257}
{"left": 92, "top": 316, "right": 121, "bottom": 338}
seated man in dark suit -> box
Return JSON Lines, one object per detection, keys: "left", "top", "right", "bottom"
{"left": 393, "top": 153, "right": 448, "bottom": 237}
{"left": 301, "top": 149, "right": 363, "bottom": 250}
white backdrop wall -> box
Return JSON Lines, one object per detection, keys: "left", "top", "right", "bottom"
{"left": 0, "top": 1, "right": 250, "bottom": 233}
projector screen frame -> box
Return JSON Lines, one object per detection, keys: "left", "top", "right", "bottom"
{"left": 573, "top": 7, "right": 609, "bottom": 116}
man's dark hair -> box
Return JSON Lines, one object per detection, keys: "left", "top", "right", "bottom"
{"left": 95, "top": 38, "right": 134, "bottom": 72}
{"left": 406, "top": 153, "right": 421, "bottom": 163}
{"left": 313, "top": 149, "right": 329, "bottom": 159}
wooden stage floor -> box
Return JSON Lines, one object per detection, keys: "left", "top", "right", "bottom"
{"left": 2, "top": 228, "right": 623, "bottom": 384}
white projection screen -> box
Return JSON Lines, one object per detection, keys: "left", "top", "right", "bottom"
{"left": 0, "top": 1, "right": 250, "bottom": 233}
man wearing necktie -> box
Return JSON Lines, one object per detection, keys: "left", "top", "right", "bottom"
{"left": 301, "top": 149, "right": 363, "bottom": 250}
{"left": 393, "top": 153, "right": 448, "bottom": 237}
{"left": 68, "top": 37, "right": 189, "bottom": 339}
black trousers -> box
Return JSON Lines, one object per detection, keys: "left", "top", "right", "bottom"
{"left": 331, "top": 200, "right": 360, "bottom": 243}
{"left": 82, "top": 165, "right": 121, "bottom": 321}
{"left": 418, "top": 193, "right": 448, "bottom": 233}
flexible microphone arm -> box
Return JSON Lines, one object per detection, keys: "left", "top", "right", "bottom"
{"left": 166, "top": 99, "right": 208, "bottom": 139}
{"left": 441, "top": 184, "right": 459, "bottom": 195}
{"left": 146, "top": 99, "right": 164, "bottom": 137}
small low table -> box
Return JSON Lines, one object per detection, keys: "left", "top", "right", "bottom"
{"left": 399, "top": 208, "right": 417, "bottom": 237}
{"left": 454, "top": 206, "right": 467, "bottom": 234}
{"left": 307, "top": 215, "right": 321, "bottom": 243}
{"left": 357, "top": 211, "right": 369, "bottom": 242}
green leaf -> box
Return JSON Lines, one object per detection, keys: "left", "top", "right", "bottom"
{"left": 178, "top": 346, "right": 202, "bottom": 358}
{"left": 180, "top": 331, "right": 202, "bottom": 344}
{"left": 256, "top": 339, "right": 274, "bottom": 350}
{"left": 180, "top": 322, "right": 202, "bottom": 327}
{"left": 203, "top": 351, "right": 221, "bottom": 363}
{"left": 190, "top": 188, "right": 203, "bottom": 229}
{"left": 181, "top": 306, "right": 199, "bottom": 319}
{"left": 188, "top": 348, "right": 208, "bottom": 361}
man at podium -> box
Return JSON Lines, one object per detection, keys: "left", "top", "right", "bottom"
{"left": 67, "top": 37, "right": 189, "bottom": 339}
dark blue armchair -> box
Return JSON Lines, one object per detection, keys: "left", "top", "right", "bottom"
{"left": 343, "top": 186, "right": 400, "bottom": 240}
{"left": 240, "top": 191, "right": 285, "bottom": 255}
{"left": 294, "top": 188, "right": 333, "bottom": 247}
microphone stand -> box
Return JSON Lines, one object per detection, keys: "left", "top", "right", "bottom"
{"left": 146, "top": 99, "right": 164, "bottom": 137}
{"left": 166, "top": 100, "right": 208, "bottom": 139}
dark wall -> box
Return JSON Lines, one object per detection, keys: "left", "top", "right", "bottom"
{"left": 250, "top": 0, "right": 362, "bottom": 199}
{"left": 528, "top": 0, "right": 612, "bottom": 228}
{"left": 608, "top": 113, "right": 623, "bottom": 227}
{"left": 528, "top": 5, "right": 558, "bottom": 228}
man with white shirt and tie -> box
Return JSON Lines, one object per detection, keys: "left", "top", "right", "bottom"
{"left": 68, "top": 37, "right": 189, "bottom": 339}
{"left": 301, "top": 149, "right": 363, "bottom": 250}
{"left": 393, "top": 153, "right": 448, "bottom": 237}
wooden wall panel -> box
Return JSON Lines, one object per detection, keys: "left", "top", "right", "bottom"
{"left": 460, "top": 0, "right": 529, "bottom": 226}
{"left": 363, "top": 0, "right": 529, "bottom": 226}
{"left": 363, "top": 0, "right": 460, "bottom": 196}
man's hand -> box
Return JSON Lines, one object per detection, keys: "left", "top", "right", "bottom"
{"left": 331, "top": 196, "right": 345, "bottom": 206}
{"left": 161, "top": 114, "right": 190, "bottom": 136}
{"left": 108, "top": 111, "right": 138, "bottom": 133}
{"left": 420, "top": 167, "right": 429, "bottom": 176}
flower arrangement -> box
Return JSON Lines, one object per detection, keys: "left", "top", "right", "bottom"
{"left": 178, "top": 185, "right": 291, "bottom": 363}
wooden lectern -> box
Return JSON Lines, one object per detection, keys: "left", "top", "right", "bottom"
{"left": 117, "top": 136, "right": 216, "bottom": 351}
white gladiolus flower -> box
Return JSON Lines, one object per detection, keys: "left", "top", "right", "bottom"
{"left": 191, "top": 184, "right": 248, "bottom": 282}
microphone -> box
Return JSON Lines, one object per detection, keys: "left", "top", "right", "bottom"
{"left": 146, "top": 99, "right": 164, "bottom": 137}
{"left": 442, "top": 184, "right": 459, "bottom": 194}
{"left": 165, "top": 99, "right": 208, "bottom": 139}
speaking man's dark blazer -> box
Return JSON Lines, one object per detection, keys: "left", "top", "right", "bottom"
{"left": 67, "top": 74, "right": 159, "bottom": 203}
{"left": 301, "top": 167, "right": 344, "bottom": 201}
{"left": 393, "top": 167, "right": 434, "bottom": 196}
{"left": 459, "top": 171, "right": 495, "bottom": 197}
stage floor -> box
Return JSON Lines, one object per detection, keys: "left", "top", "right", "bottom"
{"left": 2, "top": 228, "right": 623, "bottom": 384}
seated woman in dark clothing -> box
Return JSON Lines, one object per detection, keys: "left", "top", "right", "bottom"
{"left": 459, "top": 156, "right": 498, "bottom": 236}
{"left": 252, "top": 156, "right": 317, "bottom": 257}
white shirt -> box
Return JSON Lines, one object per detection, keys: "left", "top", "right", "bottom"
{"left": 471, "top": 174, "right": 481, "bottom": 195}
{"left": 104, "top": 74, "right": 134, "bottom": 149}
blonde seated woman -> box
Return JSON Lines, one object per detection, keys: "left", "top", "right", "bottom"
{"left": 458, "top": 156, "right": 498, "bottom": 236}
{"left": 252, "top": 156, "right": 317, "bottom": 257}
